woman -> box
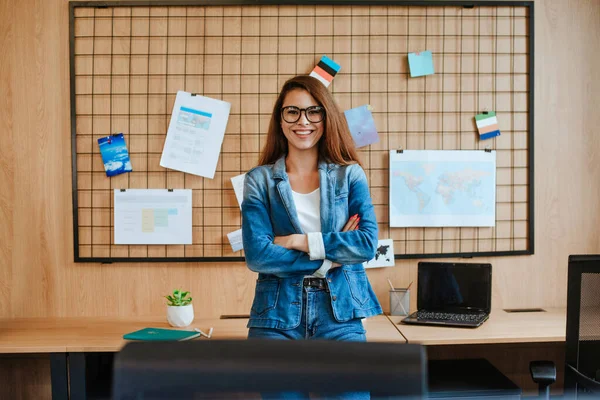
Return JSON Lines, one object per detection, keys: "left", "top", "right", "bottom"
{"left": 241, "top": 75, "right": 382, "bottom": 345}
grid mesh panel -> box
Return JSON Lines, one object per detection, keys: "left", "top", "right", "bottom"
{"left": 71, "top": 2, "right": 533, "bottom": 262}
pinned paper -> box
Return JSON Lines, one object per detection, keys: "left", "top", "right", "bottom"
{"left": 227, "top": 229, "right": 243, "bottom": 252}
{"left": 309, "top": 55, "right": 341, "bottom": 87}
{"left": 344, "top": 105, "right": 379, "bottom": 148}
{"left": 408, "top": 50, "right": 435, "bottom": 77}
{"left": 160, "top": 91, "right": 231, "bottom": 179}
{"left": 230, "top": 173, "right": 246, "bottom": 209}
{"left": 475, "top": 111, "right": 501, "bottom": 140}
{"left": 98, "top": 133, "right": 133, "bottom": 177}
{"left": 364, "top": 239, "right": 395, "bottom": 268}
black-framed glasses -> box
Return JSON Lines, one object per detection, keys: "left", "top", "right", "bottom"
{"left": 281, "top": 106, "right": 325, "bottom": 124}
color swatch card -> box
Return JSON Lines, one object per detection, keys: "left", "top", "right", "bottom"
{"left": 97, "top": 133, "right": 133, "bottom": 177}
{"left": 475, "top": 111, "right": 501, "bottom": 140}
{"left": 309, "top": 55, "right": 341, "bottom": 87}
{"left": 408, "top": 50, "right": 435, "bottom": 77}
{"left": 344, "top": 105, "right": 379, "bottom": 148}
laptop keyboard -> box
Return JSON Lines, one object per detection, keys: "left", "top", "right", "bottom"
{"left": 416, "top": 311, "right": 487, "bottom": 323}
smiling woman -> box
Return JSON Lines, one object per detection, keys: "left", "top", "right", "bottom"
{"left": 241, "top": 75, "right": 382, "bottom": 400}
{"left": 279, "top": 90, "right": 325, "bottom": 155}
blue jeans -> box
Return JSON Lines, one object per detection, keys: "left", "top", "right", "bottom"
{"left": 248, "top": 285, "right": 369, "bottom": 400}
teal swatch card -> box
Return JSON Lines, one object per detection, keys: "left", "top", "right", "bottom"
{"left": 408, "top": 50, "right": 435, "bottom": 77}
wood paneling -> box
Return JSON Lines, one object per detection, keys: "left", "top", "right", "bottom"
{"left": 0, "top": 0, "right": 597, "bottom": 320}
{"left": 0, "top": 0, "right": 599, "bottom": 394}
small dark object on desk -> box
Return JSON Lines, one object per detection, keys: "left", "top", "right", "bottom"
{"left": 219, "top": 314, "right": 250, "bottom": 319}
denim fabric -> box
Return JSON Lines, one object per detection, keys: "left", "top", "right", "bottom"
{"left": 249, "top": 286, "right": 369, "bottom": 400}
{"left": 242, "top": 156, "right": 383, "bottom": 330}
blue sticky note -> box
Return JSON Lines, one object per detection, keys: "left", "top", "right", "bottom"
{"left": 408, "top": 50, "right": 435, "bottom": 77}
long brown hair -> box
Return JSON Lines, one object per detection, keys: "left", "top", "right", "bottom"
{"left": 258, "top": 75, "right": 361, "bottom": 167}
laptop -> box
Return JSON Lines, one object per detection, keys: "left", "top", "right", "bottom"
{"left": 401, "top": 262, "right": 492, "bottom": 328}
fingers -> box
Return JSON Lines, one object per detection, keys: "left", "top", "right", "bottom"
{"left": 341, "top": 214, "right": 357, "bottom": 231}
{"left": 342, "top": 214, "right": 361, "bottom": 232}
{"left": 345, "top": 216, "right": 360, "bottom": 232}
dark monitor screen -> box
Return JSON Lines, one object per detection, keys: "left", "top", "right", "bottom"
{"left": 417, "top": 262, "right": 492, "bottom": 313}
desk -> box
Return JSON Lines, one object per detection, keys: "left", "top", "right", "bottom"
{"left": 390, "top": 308, "right": 567, "bottom": 395}
{"left": 0, "top": 314, "right": 403, "bottom": 400}
{"left": 388, "top": 308, "right": 566, "bottom": 345}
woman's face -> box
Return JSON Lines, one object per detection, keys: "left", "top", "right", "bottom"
{"left": 280, "top": 89, "right": 325, "bottom": 153}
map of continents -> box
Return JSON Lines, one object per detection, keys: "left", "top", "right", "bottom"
{"left": 390, "top": 159, "right": 495, "bottom": 227}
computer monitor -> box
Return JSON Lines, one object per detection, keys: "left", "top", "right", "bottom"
{"left": 112, "top": 339, "right": 428, "bottom": 399}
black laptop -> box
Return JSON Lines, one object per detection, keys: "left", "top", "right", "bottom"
{"left": 401, "top": 262, "right": 492, "bottom": 328}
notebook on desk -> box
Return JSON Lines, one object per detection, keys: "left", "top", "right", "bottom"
{"left": 123, "top": 328, "right": 201, "bottom": 341}
{"left": 401, "top": 262, "right": 492, "bottom": 328}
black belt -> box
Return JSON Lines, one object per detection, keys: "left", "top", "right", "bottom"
{"left": 303, "top": 277, "right": 328, "bottom": 289}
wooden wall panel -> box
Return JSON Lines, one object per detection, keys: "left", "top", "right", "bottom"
{"left": 0, "top": 0, "right": 599, "bottom": 397}
{"left": 0, "top": 0, "right": 598, "bottom": 317}
{"left": 0, "top": 0, "right": 15, "bottom": 318}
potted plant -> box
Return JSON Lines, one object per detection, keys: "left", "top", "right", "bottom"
{"left": 165, "top": 289, "right": 194, "bottom": 328}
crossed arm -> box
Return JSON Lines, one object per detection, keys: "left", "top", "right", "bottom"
{"left": 273, "top": 215, "right": 360, "bottom": 270}
{"left": 241, "top": 166, "right": 378, "bottom": 278}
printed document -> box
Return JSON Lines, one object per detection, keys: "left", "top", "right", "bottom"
{"left": 230, "top": 173, "right": 246, "bottom": 209}
{"left": 114, "top": 189, "right": 192, "bottom": 244}
{"left": 160, "top": 91, "right": 231, "bottom": 179}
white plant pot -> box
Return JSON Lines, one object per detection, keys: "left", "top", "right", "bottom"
{"left": 167, "top": 304, "right": 194, "bottom": 327}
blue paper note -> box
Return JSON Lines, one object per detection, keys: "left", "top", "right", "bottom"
{"left": 408, "top": 50, "right": 435, "bottom": 77}
{"left": 344, "top": 105, "right": 379, "bottom": 148}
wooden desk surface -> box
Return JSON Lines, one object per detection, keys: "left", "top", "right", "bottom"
{"left": 0, "top": 314, "right": 404, "bottom": 354}
{"left": 388, "top": 308, "right": 566, "bottom": 345}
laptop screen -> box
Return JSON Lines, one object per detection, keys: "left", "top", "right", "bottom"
{"left": 417, "top": 262, "right": 492, "bottom": 313}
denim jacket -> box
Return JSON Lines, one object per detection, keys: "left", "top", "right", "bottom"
{"left": 242, "top": 156, "right": 383, "bottom": 330}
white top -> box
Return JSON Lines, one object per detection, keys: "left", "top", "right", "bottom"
{"left": 291, "top": 188, "right": 321, "bottom": 233}
{"left": 291, "top": 188, "right": 332, "bottom": 278}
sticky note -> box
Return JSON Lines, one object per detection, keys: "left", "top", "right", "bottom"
{"left": 309, "top": 55, "right": 341, "bottom": 87}
{"left": 408, "top": 50, "right": 435, "bottom": 77}
{"left": 475, "top": 111, "right": 501, "bottom": 140}
{"left": 227, "top": 229, "right": 243, "bottom": 252}
{"left": 344, "top": 105, "right": 379, "bottom": 148}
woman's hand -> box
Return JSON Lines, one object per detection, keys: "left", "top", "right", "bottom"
{"left": 273, "top": 234, "right": 308, "bottom": 252}
{"left": 330, "top": 214, "right": 361, "bottom": 269}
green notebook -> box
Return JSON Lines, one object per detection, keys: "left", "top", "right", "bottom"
{"left": 123, "top": 327, "right": 201, "bottom": 341}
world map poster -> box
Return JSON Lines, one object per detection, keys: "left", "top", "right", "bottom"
{"left": 389, "top": 150, "right": 496, "bottom": 227}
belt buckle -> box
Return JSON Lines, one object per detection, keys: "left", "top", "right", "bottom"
{"left": 304, "top": 278, "right": 321, "bottom": 287}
